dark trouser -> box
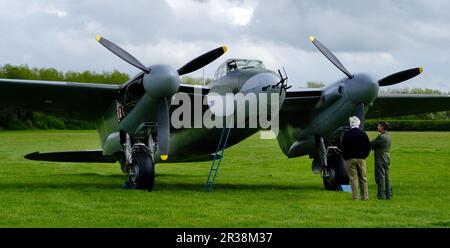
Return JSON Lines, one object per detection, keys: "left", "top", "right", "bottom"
{"left": 375, "top": 159, "right": 392, "bottom": 199}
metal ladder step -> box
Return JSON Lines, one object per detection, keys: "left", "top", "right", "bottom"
{"left": 204, "top": 127, "right": 232, "bottom": 192}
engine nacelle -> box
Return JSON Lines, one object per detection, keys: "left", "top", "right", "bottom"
{"left": 286, "top": 136, "right": 316, "bottom": 158}
{"left": 315, "top": 85, "right": 343, "bottom": 109}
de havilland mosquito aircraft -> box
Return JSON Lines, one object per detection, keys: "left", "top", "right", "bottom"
{"left": 1, "top": 35, "right": 449, "bottom": 191}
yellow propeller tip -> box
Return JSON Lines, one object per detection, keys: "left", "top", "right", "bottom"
{"left": 309, "top": 36, "right": 315, "bottom": 43}
{"left": 95, "top": 35, "right": 102, "bottom": 41}
{"left": 160, "top": 155, "right": 168, "bottom": 161}
{"left": 222, "top": 46, "right": 228, "bottom": 53}
{"left": 419, "top": 67, "right": 424, "bottom": 74}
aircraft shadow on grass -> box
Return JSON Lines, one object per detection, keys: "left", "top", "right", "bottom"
{"left": 0, "top": 173, "right": 321, "bottom": 192}
{"left": 155, "top": 182, "right": 321, "bottom": 192}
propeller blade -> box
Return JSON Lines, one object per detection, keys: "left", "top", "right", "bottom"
{"left": 96, "top": 35, "right": 150, "bottom": 73}
{"left": 355, "top": 102, "right": 365, "bottom": 130}
{"left": 177, "top": 46, "right": 228, "bottom": 76}
{"left": 310, "top": 36, "right": 353, "bottom": 79}
{"left": 378, "top": 67, "right": 423, "bottom": 86}
{"left": 157, "top": 98, "right": 170, "bottom": 161}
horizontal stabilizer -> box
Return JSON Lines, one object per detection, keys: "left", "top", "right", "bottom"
{"left": 24, "top": 150, "right": 119, "bottom": 163}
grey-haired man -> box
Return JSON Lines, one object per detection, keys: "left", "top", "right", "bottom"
{"left": 341, "top": 116, "right": 371, "bottom": 200}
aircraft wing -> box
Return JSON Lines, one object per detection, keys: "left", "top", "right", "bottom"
{"left": 177, "top": 83, "right": 210, "bottom": 96}
{"left": 170, "top": 83, "right": 210, "bottom": 110}
{"left": 367, "top": 94, "right": 450, "bottom": 118}
{"left": 0, "top": 78, "right": 121, "bottom": 121}
{"left": 280, "top": 89, "right": 322, "bottom": 112}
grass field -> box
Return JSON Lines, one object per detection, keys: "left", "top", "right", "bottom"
{"left": 0, "top": 130, "right": 448, "bottom": 227}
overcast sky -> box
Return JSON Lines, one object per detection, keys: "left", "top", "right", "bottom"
{"left": 0, "top": 0, "right": 449, "bottom": 91}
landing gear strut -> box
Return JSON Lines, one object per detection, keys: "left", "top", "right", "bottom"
{"left": 127, "top": 150, "right": 155, "bottom": 190}
{"left": 314, "top": 136, "right": 349, "bottom": 190}
{"left": 121, "top": 131, "right": 156, "bottom": 191}
{"left": 322, "top": 150, "right": 348, "bottom": 190}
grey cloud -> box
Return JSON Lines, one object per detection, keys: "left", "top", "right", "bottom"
{"left": 247, "top": 0, "right": 450, "bottom": 52}
{"left": 0, "top": 0, "right": 448, "bottom": 91}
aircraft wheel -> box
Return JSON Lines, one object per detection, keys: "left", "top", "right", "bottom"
{"left": 322, "top": 153, "right": 348, "bottom": 190}
{"left": 127, "top": 152, "right": 155, "bottom": 191}
{"left": 322, "top": 166, "right": 337, "bottom": 190}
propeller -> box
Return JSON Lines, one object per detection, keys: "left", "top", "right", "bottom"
{"left": 97, "top": 35, "right": 227, "bottom": 75}
{"left": 378, "top": 67, "right": 423, "bottom": 86}
{"left": 177, "top": 46, "right": 228, "bottom": 76}
{"left": 157, "top": 98, "right": 170, "bottom": 160}
{"left": 309, "top": 36, "right": 424, "bottom": 87}
{"left": 96, "top": 35, "right": 228, "bottom": 161}
{"left": 310, "top": 36, "right": 353, "bottom": 79}
{"left": 96, "top": 35, "right": 150, "bottom": 73}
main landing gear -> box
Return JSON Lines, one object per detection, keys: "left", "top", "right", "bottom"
{"left": 313, "top": 136, "right": 349, "bottom": 190}
{"left": 120, "top": 131, "right": 156, "bottom": 191}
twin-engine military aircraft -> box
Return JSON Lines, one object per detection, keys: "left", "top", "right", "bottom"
{"left": 1, "top": 36, "right": 449, "bottom": 191}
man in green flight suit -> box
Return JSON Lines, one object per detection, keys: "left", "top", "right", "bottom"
{"left": 370, "top": 121, "right": 392, "bottom": 200}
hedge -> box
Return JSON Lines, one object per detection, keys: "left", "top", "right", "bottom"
{"left": 365, "top": 119, "right": 450, "bottom": 131}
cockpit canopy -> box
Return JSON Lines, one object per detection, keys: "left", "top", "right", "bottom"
{"left": 213, "top": 59, "right": 265, "bottom": 80}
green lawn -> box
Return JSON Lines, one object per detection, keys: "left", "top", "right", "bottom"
{"left": 0, "top": 130, "right": 448, "bottom": 227}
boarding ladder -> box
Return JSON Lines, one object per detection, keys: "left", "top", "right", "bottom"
{"left": 204, "top": 127, "right": 232, "bottom": 192}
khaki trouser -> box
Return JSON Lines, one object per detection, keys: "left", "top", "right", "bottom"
{"left": 346, "top": 159, "right": 369, "bottom": 200}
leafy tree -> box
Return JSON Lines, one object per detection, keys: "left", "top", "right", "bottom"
{"left": 181, "top": 76, "right": 212, "bottom": 85}
{"left": 380, "top": 88, "right": 447, "bottom": 95}
{"left": 307, "top": 81, "right": 325, "bottom": 88}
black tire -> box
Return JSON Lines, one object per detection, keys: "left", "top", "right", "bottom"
{"left": 127, "top": 152, "right": 155, "bottom": 191}
{"left": 323, "top": 166, "right": 337, "bottom": 190}
{"left": 322, "top": 153, "right": 349, "bottom": 190}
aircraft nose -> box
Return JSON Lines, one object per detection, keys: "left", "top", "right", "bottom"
{"left": 239, "top": 72, "right": 285, "bottom": 115}
{"left": 345, "top": 74, "right": 379, "bottom": 105}
{"left": 240, "top": 72, "right": 280, "bottom": 94}
{"left": 143, "top": 65, "right": 180, "bottom": 99}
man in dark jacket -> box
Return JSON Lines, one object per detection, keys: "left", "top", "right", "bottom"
{"left": 341, "top": 116, "right": 371, "bottom": 200}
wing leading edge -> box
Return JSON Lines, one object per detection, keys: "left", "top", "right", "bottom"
{"left": 367, "top": 94, "right": 450, "bottom": 118}
{"left": 0, "top": 78, "right": 121, "bottom": 121}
